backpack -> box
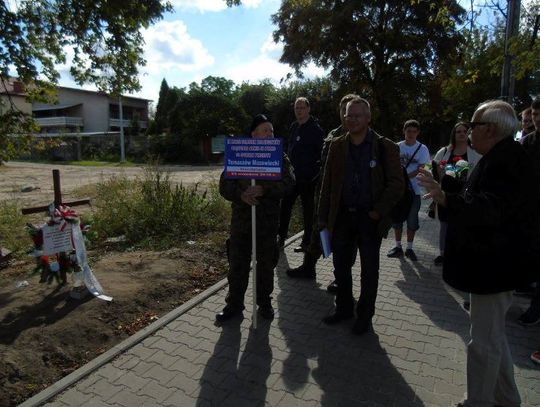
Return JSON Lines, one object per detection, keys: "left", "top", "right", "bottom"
{"left": 379, "top": 139, "right": 421, "bottom": 224}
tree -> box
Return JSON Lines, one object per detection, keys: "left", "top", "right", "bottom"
{"left": 0, "top": 0, "right": 241, "bottom": 162}
{"left": 272, "top": 0, "right": 467, "bottom": 137}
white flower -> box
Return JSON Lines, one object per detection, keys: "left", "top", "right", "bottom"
{"left": 445, "top": 170, "right": 456, "bottom": 178}
{"left": 455, "top": 159, "right": 469, "bottom": 168}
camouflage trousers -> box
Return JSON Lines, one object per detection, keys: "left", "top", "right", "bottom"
{"left": 225, "top": 230, "right": 279, "bottom": 310}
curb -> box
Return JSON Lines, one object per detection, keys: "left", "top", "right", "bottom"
{"left": 19, "top": 231, "right": 304, "bottom": 407}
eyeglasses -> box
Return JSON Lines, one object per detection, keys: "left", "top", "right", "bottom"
{"left": 466, "top": 121, "right": 490, "bottom": 129}
{"left": 345, "top": 114, "right": 364, "bottom": 121}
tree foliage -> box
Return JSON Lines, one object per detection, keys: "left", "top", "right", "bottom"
{"left": 272, "top": 0, "right": 467, "bottom": 138}
{"left": 0, "top": 0, "right": 173, "bottom": 161}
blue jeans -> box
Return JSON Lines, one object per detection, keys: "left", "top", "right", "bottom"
{"left": 392, "top": 194, "right": 421, "bottom": 232}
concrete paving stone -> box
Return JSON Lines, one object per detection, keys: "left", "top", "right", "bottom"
{"left": 141, "top": 363, "right": 179, "bottom": 385}
{"left": 174, "top": 321, "right": 205, "bottom": 337}
{"left": 421, "top": 363, "right": 454, "bottom": 383}
{"left": 161, "top": 389, "right": 198, "bottom": 407}
{"left": 74, "top": 373, "right": 102, "bottom": 393}
{"left": 400, "top": 370, "right": 436, "bottom": 391}
{"left": 106, "top": 388, "right": 153, "bottom": 406}
{"left": 76, "top": 399, "right": 114, "bottom": 407}
{"left": 383, "top": 324, "right": 410, "bottom": 339}
{"left": 414, "top": 387, "right": 455, "bottom": 407}
{"left": 407, "top": 349, "right": 438, "bottom": 366}
{"left": 395, "top": 337, "right": 426, "bottom": 353}
{"left": 168, "top": 357, "right": 205, "bottom": 378}
{"left": 136, "top": 378, "right": 176, "bottom": 403}
{"left": 84, "top": 377, "right": 125, "bottom": 400}
{"left": 433, "top": 377, "right": 465, "bottom": 397}
{"left": 113, "top": 370, "right": 151, "bottom": 392}
{"left": 424, "top": 341, "right": 452, "bottom": 357}
{"left": 52, "top": 387, "right": 95, "bottom": 406}
{"left": 165, "top": 371, "right": 200, "bottom": 395}
{"left": 264, "top": 388, "right": 286, "bottom": 406}
{"left": 388, "top": 356, "right": 421, "bottom": 375}
{"left": 174, "top": 334, "right": 203, "bottom": 350}
{"left": 125, "top": 344, "right": 158, "bottom": 361}
{"left": 383, "top": 344, "right": 409, "bottom": 360}
{"left": 130, "top": 360, "right": 158, "bottom": 376}
{"left": 44, "top": 401, "right": 70, "bottom": 407}
{"left": 96, "top": 364, "right": 128, "bottom": 383}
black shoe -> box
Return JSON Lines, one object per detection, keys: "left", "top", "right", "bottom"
{"left": 326, "top": 280, "right": 338, "bottom": 294}
{"left": 387, "top": 247, "right": 403, "bottom": 258}
{"left": 322, "top": 311, "right": 353, "bottom": 325}
{"left": 277, "top": 236, "right": 285, "bottom": 248}
{"left": 216, "top": 306, "right": 242, "bottom": 323}
{"left": 405, "top": 249, "right": 418, "bottom": 262}
{"left": 518, "top": 306, "right": 540, "bottom": 325}
{"left": 286, "top": 264, "right": 316, "bottom": 279}
{"left": 258, "top": 305, "right": 275, "bottom": 320}
{"left": 351, "top": 318, "right": 372, "bottom": 335}
{"left": 434, "top": 255, "right": 444, "bottom": 266}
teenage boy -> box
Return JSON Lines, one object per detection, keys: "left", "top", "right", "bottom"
{"left": 387, "top": 120, "right": 430, "bottom": 261}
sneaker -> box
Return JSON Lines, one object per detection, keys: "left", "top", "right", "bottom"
{"left": 405, "top": 249, "right": 418, "bottom": 262}
{"left": 531, "top": 350, "right": 540, "bottom": 365}
{"left": 387, "top": 247, "right": 403, "bottom": 258}
{"left": 434, "top": 255, "right": 444, "bottom": 266}
{"left": 518, "top": 306, "right": 540, "bottom": 325}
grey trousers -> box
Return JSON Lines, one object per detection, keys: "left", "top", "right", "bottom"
{"left": 464, "top": 291, "right": 521, "bottom": 407}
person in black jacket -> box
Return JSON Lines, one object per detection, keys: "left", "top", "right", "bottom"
{"left": 278, "top": 97, "right": 325, "bottom": 252}
{"left": 418, "top": 100, "right": 540, "bottom": 407}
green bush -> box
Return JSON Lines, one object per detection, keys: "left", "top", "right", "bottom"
{"left": 91, "top": 166, "right": 229, "bottom": 247}
{"left": 0, "top": 201, "right": 29, "bottom": 255}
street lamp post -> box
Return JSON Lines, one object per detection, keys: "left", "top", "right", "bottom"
{"left": 119, "top": 95, "right": 126, "bottom": 162}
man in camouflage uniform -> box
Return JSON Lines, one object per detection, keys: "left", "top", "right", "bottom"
{"left": 216, "top": 114, "right": 295, "bottom": 322}
{"left": 286, "top": 94, "right": 358, "bottom": 291}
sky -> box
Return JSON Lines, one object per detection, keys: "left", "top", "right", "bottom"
{"left": 54, "top": 0, "right": 517, "bottom": 105}
{"left": 58, "top": 0, "right": 325, "bottom": 104}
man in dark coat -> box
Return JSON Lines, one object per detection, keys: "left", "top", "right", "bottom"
{"left": 278, "top": 97, "right": 325, "bottom": 252}
{"left": 418, "top": 100, "right": 540, "bottom": 407}
{"left": 517, "top": 96, "right": 540, "bottom": 326}
{"left": 286, "top": 93, "right": 357, "bottom": 287}
{"left": 318, "top": 97, "right": 403, "bottom": 335}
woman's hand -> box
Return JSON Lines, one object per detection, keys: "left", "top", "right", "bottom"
{"left": 417, "top": 168, "right": 447, "bottom": 206}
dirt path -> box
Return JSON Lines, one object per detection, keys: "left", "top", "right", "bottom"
{"left": 0, "top": 161, "right": 222, "bottom": 209}
{"left": 0, "top": 161, "right": 228, "bottom": 405}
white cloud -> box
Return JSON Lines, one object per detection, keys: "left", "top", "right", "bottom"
{"left": 172, "top": 0, "right": 262, "bottom": 12}
{"left": 142, "top": 20, "right": 214, "bottom": 75}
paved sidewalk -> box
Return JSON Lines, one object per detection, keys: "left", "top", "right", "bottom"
{"left": 24, "top": 208, "right": 540, "bottom": 406}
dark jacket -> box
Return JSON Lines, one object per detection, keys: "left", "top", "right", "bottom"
{"left": 219, "top": 154, "right": 295, "bottom": 235}
{"left": 287, "top": 116, "right": 325, "bottom": 183}
{"left": 443, "top": 137, "right": 540, "bottom": 294}
{"left": 318, "top": 130, "right": 404, "bottom": 238}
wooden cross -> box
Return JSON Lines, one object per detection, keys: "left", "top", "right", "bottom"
{"left": 21, "top": 169, "right": 91, "bottom": 215}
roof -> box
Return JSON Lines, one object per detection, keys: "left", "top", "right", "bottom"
{"left": 32, "top": 103, "right": 82, "bottom": 112}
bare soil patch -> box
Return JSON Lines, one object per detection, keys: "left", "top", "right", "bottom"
{"left": 0, "top": 162, "right": 227, "bottom": 406}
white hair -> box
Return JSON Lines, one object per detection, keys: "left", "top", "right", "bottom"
{"left": 475, "top": 100, "right": 518, "bottom": 138}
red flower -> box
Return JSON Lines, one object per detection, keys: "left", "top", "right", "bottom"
{"left": 439, "top": 160, "right": 447, "bottom": 167}
{"left": 452, "top": 156, "right": 462, "bottom": 163}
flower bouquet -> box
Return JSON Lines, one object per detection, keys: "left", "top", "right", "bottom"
{"left": 439, "top": 156, "right": 470, "bottom": 193}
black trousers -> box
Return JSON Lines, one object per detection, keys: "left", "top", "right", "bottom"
{"left": 278, "top": 180, "right": 316, "bottom": 245}
{"left": 331, "top": 210, "right": 382, "bottom": 320}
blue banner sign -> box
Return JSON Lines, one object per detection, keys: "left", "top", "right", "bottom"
{"left": 224, "top": 137, "right": 283, "bottom": 180}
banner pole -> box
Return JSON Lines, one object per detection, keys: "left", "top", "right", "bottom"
{"left": 251, "top": 179, "right": 257, "bottom": 329}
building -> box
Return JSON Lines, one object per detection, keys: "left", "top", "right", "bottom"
{"left": 0, "top": 78, "right": 32, "bottom": 115}
{"left": 32, "top": 86, "right": 149, "bottom": 136}
{"left": 1, "top": 78, "right": 149, "bottom": 136}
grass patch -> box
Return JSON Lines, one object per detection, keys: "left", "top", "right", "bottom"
{"left": 0, "top": 201, "right": 31, "bottom": 255}
{"left": 90, "top": 166, "right": 230, "bottom": 248}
